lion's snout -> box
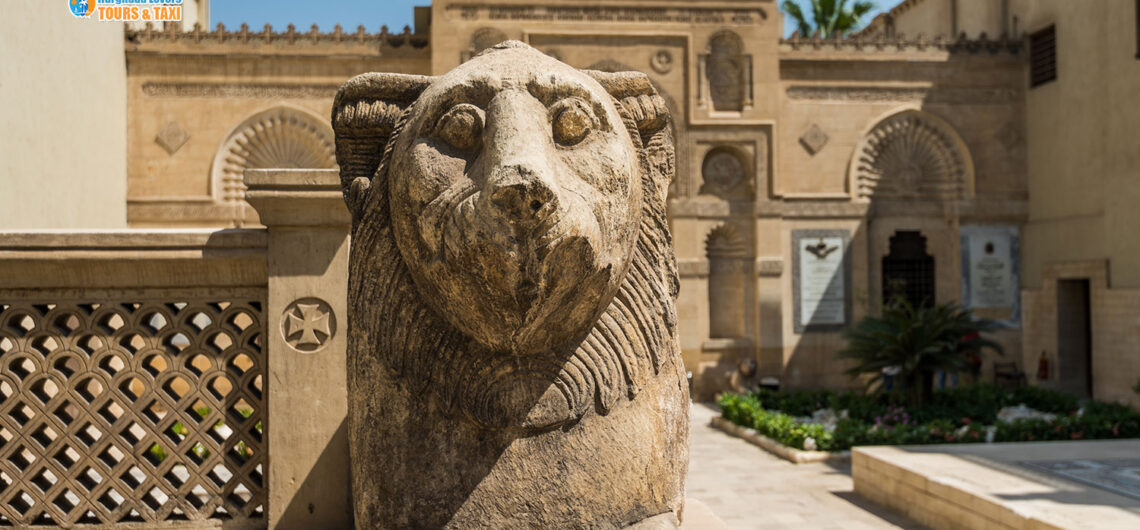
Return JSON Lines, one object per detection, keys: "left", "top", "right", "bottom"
{"left": 487, "top": 164, "right": 558, "bottom": 231}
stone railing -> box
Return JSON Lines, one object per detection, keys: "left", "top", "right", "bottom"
{"left": 0, "top": 170, "right": 352, "bottom": 528}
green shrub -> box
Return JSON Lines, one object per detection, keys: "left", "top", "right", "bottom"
{"left": 1007, "top": 385, "right": 1080, "bottom": 414}
{"left": 717, "top": 392, "right": 835, "bottom": 451}
{"left": 719, "top": 385, "right": 1140, "bottom": 452}
{"left": 914, "top": 383, "right": 1006, "bottom": 424}
{"left": 827, "top": 391, "right": 888, "bottom": 423}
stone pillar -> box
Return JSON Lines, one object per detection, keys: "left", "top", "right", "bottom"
{"left": 244, "top": 169, "right": 352, "bottom": 529}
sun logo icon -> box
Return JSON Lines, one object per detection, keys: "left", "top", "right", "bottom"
{"left": 69, "top": 0, "right": 96, "bottom": 18}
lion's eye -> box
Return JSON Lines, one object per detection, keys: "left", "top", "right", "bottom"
{"left": 550, "top": 98, "right": 596, "bottom": 147}
{"left": 435, "top": 103, "right": 484, "bottom": 151}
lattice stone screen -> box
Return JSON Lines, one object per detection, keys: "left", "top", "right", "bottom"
{"left": 0, "top": 300, "right": 266, "bottom": 526}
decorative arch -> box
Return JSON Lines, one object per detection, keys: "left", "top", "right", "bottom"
{"left": 708, "top": 30, "right": 744, "bottom": 55}
{"left": 850, "top": 110, "right": 974, "bottom": 201}
{"left": 210, "top": 106, "right": 336, "bottom": 204}
{"left": 706, "top": 223, "right": 747, "bottom": 258}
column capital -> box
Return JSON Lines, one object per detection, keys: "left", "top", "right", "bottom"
{"left": 244, "top": 169, "right": 349, "bottom": 227}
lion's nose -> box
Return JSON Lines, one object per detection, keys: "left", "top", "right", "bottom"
{"left": 489, "top": 166, "right": 556, "bottom": 226}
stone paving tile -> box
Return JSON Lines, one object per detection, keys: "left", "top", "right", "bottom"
{"left": 686, "top": 403, "right": 924, "bottom": 530}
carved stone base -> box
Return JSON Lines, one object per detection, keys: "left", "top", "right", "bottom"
{"left": 347, "top": 356, "right": 689, "bottom": 528}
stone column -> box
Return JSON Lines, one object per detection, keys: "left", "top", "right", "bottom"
{"left": 244, "top": 169, "right": 352, "bottom": 529}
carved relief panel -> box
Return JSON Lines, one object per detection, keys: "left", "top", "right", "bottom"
{"left": 699, "top": 31, "right": 752, "bottom": 113}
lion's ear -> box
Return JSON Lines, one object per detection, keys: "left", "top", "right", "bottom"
{"left": 586, "top": 69, "right": 679, "bottom": 298}
{"left": 333, "top": 73, "right": 434, "bottom": 217}
{"left": 584, "top": 70, "right": 670, "bottom": 135}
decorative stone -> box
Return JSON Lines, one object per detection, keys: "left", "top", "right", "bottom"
{"left": 699, "top": 147, "right": 751, "bottom": 199}
{"left": 651, "top": 49, "right": 674, "bottom": 74}
{"left": 852, "top": 110, "right": 970, "bottom": 200}
{"left": 799, "top": 123, "right": 829, "bottom": 155}
{"left": 332, "top": 41, "right": 688, "bottom": 528}
{"left": 155, "top": 120, "right": 189, "bottom": 155}
{"left": 996, "top": 121, "right": 1021, "bottom": 151}
{"left": 280, "top": 297, "right": 335, "bottom": 353}
{"left": 212, "top": 107, "right": 336, "bottom": 204}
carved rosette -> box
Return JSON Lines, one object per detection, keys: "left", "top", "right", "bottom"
{"left": 212, "top": 107, "right": 336, "bottom": 205}
{"left": 699, "top": 147, "right": 752, "bottom": 200}
{"left": 853, "top": 111, "right": 972, "bottom": 200}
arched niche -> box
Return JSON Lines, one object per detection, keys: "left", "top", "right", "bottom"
{"left": 210, "top": 106, "right": 336, "bottom": 210}
{"left": 699, "top": 146, "right": 752, "bottom": 200}
{"left": 703, "top": 30, "right": 750, "bottom": 112}
{"left": 850, "top": 110, "right": 974, "bottom": 201}
{"left": 706, "top": 223, "right": 749, "bottom": 339}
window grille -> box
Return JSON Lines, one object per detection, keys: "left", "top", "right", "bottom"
{"left": 882, "top": 231, "right": 935, "bottom": 309}
{"left": 1030, "top": 25, "right": 1057, "bottom": 88}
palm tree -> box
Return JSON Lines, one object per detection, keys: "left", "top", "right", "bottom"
{"left": 782, "top": 0, "right": 876, "bottom": 39}
{"left": 836, "top": 299, "right": 1003, "bottom": 407}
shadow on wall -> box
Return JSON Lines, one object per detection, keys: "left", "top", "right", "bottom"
{"left": 781, "top": 220, "right": 868, "bottom": 391}
{"left": 279, "top": 418, "right": 353, "bottom": 527}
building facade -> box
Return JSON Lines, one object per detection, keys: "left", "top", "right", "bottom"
{"left": 7, "top": 0, "right": 1139, "bottom": 403}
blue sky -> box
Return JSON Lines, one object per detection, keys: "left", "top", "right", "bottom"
{"left": 212, "top": 0, "right": 892, "bottom": 36}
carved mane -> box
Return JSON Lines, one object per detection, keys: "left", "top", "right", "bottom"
{"left": 333, "top": 46, "right": 679, "bottom": 431}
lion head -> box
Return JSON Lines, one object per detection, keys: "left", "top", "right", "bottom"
{"left": 334, "top": 42, "right": 679, "bottom": 432}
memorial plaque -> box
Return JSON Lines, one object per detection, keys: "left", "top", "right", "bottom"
{"left": 961, "top": 225, "right": 1020, "bottom": 326}
{"left": 792, "top": 230, "right": 850, "bottom": 332}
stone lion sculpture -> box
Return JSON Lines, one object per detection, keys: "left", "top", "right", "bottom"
{"left": 333, "top": 41, "right": 688, "bottom": 528}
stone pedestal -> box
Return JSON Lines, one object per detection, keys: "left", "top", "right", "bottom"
{"left": 244, "top": 168, "right": 353, "bottom": 528}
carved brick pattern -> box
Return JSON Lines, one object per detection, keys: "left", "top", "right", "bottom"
{"left": 0, "top": 301, "right": 265, "bottom": 526}
{"left": 784, "top": 85, "right": 1016, "bottom": 104}
{"left": 778, "top": 34, "right": 1023, "bottom": 54}
{"left": 125, "top": 22, "right": 427, "bottom": 48}
{"left": 143, "top": 83, "right": 339, "bottom": 99}
{"left": 449, "top": 5, "right": 768, "bottom": 24}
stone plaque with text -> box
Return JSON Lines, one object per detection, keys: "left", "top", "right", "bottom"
{"left": 792, "top": 230, "right": 850, "bottom": 332}
{"left": 961, "top": 225, "right": 1020, "bottom": 327}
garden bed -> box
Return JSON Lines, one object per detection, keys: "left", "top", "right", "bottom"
{"left": 717, "top": 384, "right": 1140, "bottom": 457}
{"left": 709, "top": 416, "right": 850, "bottom": 464}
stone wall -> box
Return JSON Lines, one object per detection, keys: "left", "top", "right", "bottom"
{"left": 124, "top": 25, "right": 430, "bottom": 227}
{"left": 114, "top": 1, "right": 1036, "bottom": 399}
{"left": 0, "top": 1, "right": 127, "bottom": 229}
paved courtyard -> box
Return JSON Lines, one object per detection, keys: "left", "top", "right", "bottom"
{"left": 686, "top": 403, "right": 922, "bottom": 530}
